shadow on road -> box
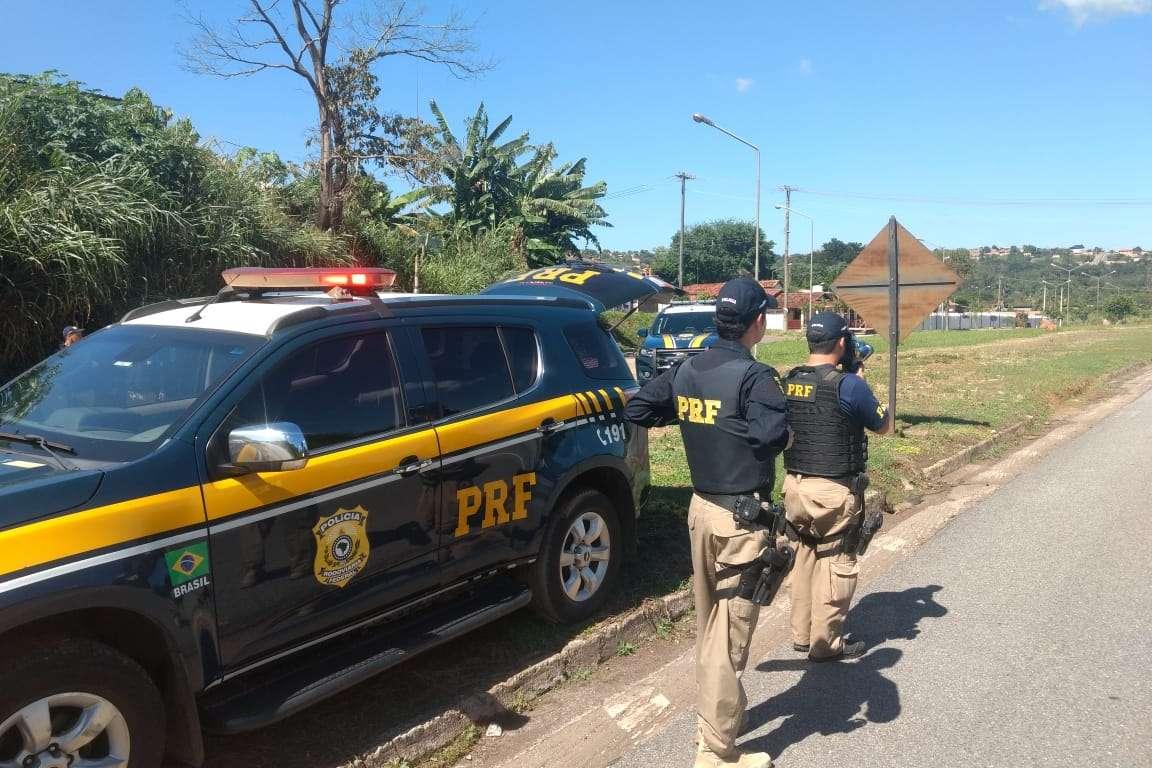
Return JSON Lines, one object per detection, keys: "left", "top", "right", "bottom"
{"left": 741, "top": 585, "right": 948, "bottom": 758}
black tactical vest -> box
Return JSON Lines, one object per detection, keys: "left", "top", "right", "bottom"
{"left": 672, "top": 353, "right": 776, "bottom": 494}
{"left": 783, "top": 364, "right": 867, "bottom": 477}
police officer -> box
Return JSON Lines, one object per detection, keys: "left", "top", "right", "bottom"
{"left": 626, "top": 277, "right": 790, "bottom": 768}
{"left": 782, "top": 312, "right": 891, "bottom": 662}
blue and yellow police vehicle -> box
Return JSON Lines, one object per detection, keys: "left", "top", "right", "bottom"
{"left": 0, "top": 263, "right": 669, "bottom": 767}
{"left": 634, "top": 300, "right": 718, "bottom": 380}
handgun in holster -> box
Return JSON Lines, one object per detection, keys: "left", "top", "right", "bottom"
{"left": 731, "top": 497, "right": 796, "bottom": 607}
{"left": 841, "top": 473, "right": 883, "bottom": 557}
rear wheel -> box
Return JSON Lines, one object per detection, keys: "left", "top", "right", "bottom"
{"left": 530, "top": 487, "right": 622, "bottom": 624}
{"left": 0, "top": 638, "right": 165, "bottom": 768}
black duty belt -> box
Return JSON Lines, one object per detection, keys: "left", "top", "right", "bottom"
{"left": 697, "top": 492, "right": 756, "bottom": 514}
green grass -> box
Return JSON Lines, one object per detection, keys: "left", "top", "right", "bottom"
{"left": 645, "top": 325, "right": 1152, "bottom": 507}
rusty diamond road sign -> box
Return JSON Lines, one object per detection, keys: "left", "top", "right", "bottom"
{"left": 833, "top": 219, "right": 962, "bottom": 343}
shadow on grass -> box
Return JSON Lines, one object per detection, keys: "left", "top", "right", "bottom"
{"left": 203, "top": 485, "right": 696, "bottom": 768}
{"left": 900, "top": 413, "right": 992, "bottom": 428}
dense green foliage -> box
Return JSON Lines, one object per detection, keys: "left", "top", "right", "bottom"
{"left": 420, "top": 102, "right": 608, "bottom": 266}
{"left": 0, "top": 74, "right": 611, "bottom": 379}
{"left": 0, "top": 73, "right": 347, "bottom": 377}
{"left": 650, "top": 219, "right": 776, "bottom": 284}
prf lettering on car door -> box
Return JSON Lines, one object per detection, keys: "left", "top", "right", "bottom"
{"left": 454, "top": 472, "right": 538, "bottom": 537}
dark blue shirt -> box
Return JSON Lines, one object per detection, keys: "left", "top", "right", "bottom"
{"left": 838, "top": 373, "right": 888, "bottom": 432}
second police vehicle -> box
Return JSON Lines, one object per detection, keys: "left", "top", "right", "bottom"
{"left": 634, "top": 300, "right": 718, "bottom": 381}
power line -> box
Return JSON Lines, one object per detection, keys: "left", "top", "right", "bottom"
{"left": 792, "top": 187, "right": 1152, "bottom": 207}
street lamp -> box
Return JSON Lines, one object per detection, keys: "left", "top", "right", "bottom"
{"left": 775, "top": 204, "right": 815, "bottom": 322}
{"left": 692, "top": 113, "right": 762, "bottom": 283}
{"left": 1051, "top": 260, "right": 1078, "bottom": 314}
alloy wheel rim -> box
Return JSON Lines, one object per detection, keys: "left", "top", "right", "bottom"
{"left": 558, "top": 511, "right": 612, "bottom": 603}
{"left": 0, "top": 692, "right": 130, "bottom": 768}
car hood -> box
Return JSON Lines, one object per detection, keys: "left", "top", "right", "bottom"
{"left": 0, "top": 458, "right": 104, "bottom": 527}
{"left": 644, "top": 332, "right": 717, "bottom": 350}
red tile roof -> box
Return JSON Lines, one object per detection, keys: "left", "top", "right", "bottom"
{"left": 682, "top": 279, "right": 783, "bottom": 299}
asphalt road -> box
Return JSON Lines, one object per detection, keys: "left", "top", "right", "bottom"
{"left": 615, "top": 387, "right": 1152, "bottom": 768}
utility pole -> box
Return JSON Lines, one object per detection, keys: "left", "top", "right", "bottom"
{"left": 675, "top": 172, "right": 694, "bottom": 287}
{"left": 997, "top": 276, "right": 1004, "bottom": 311}
{"left": 1041, "top": 281, "right": 1048, "bottom": 314}
{"left": 780, "top": 185, "right": 793, "bottom": 326}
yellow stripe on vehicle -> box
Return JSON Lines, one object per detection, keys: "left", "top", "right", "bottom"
{"left": 597, "top": 389, "right": 616, "bottom": 412}
{"left": 0, "top": 395, "right": 584, "bottom": 581}
{"left": 662, "top": 334, "right": 676, "bottom": 349}
{"left": 690, "top": 334, "right": 709, "bottom": 348}
{"left": 614, "top": 386, "right": 628, "bottom": 404}
{"left": 435, "top": 394, "right": 579, "bottom": 455}
{"left": 0, "top": 487, "right": 205, "bottom": 580}
{"left": 203, "top": 428, "right": 439, "bottom": 522}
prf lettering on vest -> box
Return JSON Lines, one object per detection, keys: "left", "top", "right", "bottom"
{"left": 523, "top": 267, "right": 600, "bottom": 285}
{"left": 786, "top": 383, "right": 815, "bottom": 398}
{"left": 676, "top": 395, "right": 721, "bottom": 424}
{"left": 454, "top": 472, "right": 538, "bottom": 537}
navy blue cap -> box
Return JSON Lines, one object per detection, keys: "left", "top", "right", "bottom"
{"left": 806, "top": 312, "right": 849, "bottom": 343}
{"left": 716, "top": 277, "right": 776, "bottom": 323}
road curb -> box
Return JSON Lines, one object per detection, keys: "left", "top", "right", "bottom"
{"left": 343, "top": 418, "right": 1035, "bottom": 767}
{"left": 921, "top": 416, "right": 1034, "bottom": 481}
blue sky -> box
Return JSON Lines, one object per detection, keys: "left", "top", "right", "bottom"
{"left": 3, "top": 0, "right": 1150, "bottom": 252}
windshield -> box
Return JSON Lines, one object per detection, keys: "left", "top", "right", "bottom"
{"left": 0, "top": 325, "right": 262, "bottom": 463}
{"left": 653, "top": 312, "right": 715, "bottom": 335}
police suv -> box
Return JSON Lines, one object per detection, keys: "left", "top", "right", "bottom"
{"left": 0, "top": 264, "right": 668, "bottom": 768}
{"left": 634, "top": 300, "right": 718, "bottom": 380}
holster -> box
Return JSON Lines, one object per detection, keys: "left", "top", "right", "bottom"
{"left": 735, "top": 544, "right": 796, "bottom": 606}
{"left": 841, "top": 473, "right": 882, "bottom": 557}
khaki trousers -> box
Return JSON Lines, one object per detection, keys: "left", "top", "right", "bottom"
{"left": 782, "top": 474, "right": 861, "bottom": 659}
{"left": 688, "top": 494, "right": 771, "bottom": 758}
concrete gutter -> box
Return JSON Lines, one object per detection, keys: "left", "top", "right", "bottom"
{"left": 339, "top": 418, "right": 1038, "bottom": 768}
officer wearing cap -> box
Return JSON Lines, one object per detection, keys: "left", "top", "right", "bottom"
{"left": 626, "top": 277, "right": 790, "bottom": 768}
{"left": 61, "top": 326, "right": 84, "bottom": 349}
{"left": 782, "top": 312, "right": 891, "bottom": 662}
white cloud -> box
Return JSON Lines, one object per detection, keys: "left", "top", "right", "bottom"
{"left": 797, "top": 58, "right": 813, "bottom": 75}
{"left": 1042, "top": 0, "right": 1152, "bottom": 24}
{"left": 735, "top": 77, "right": 754, "bottom": 93}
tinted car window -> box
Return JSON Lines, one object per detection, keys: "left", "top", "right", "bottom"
{"left": 564, "top": 322, "right": 631, "bottom": 381}
{"left": 654, "top": 312, "right": 716, "bottom": 335}
{"left": 422, "top": 326, "right": 515, "bottom": 417}
{"left": 229, "top": 333, "right": 402, "bottom": 451}
{"left": 500, "top": 326, "right": 539, "bottom": 393}
{"left": 0, "top": 326, "right": 260, "bottom": 462}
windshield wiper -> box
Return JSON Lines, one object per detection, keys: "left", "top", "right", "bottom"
{"left": 0, "top": 432, "right": 75, "bottom": 471}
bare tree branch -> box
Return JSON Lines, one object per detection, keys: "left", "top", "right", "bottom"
{"left": 183, "top": 0, "right": 491, "bottom": 231}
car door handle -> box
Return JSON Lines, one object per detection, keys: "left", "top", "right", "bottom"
{"left": 538, "top": 418, "right": 565, "bottom": 435}
{"left": 396, "top": 457, "right": 434, "bottom": 476}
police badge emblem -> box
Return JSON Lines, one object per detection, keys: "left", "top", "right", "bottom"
{"left": 312, "top": 506, "right": 371, "bottom": 588}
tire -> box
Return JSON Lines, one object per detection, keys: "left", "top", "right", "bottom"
{"left": 529, "top": 487, "right": 622, "bottom": 624}
{"left": 0, "top": 637, "right": 165, "bottom": 768}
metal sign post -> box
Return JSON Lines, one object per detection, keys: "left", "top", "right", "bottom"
{"left": 832, "top": 218, "right": 962, "bottom": 427}
{"left": 887, "top": 216, "right": 900, "bottom": 421}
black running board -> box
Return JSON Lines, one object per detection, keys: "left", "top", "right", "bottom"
{"left": 200, "top": 578, "right": 532, "bottom": 733}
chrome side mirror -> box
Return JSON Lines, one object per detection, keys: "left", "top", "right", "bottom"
{"left": 227, "top": 422, "right": 308, "bottom": 473}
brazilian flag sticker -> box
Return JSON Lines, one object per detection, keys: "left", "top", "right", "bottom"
{"left": 165, "top": 542, "right": 210, "bottom": 588}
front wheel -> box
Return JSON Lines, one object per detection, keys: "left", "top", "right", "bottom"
{"left": 529, "top": 487, "right": 622, "bottom": 624}
{"left": 0, "top": 638, "right": 166, "bottom": 768}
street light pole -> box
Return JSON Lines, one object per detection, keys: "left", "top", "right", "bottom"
{"left": 692, "top": 113, "right": 761, "bottom": 281}
{"left": 775, "top": 203, "right": 815, "bottom": 323}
